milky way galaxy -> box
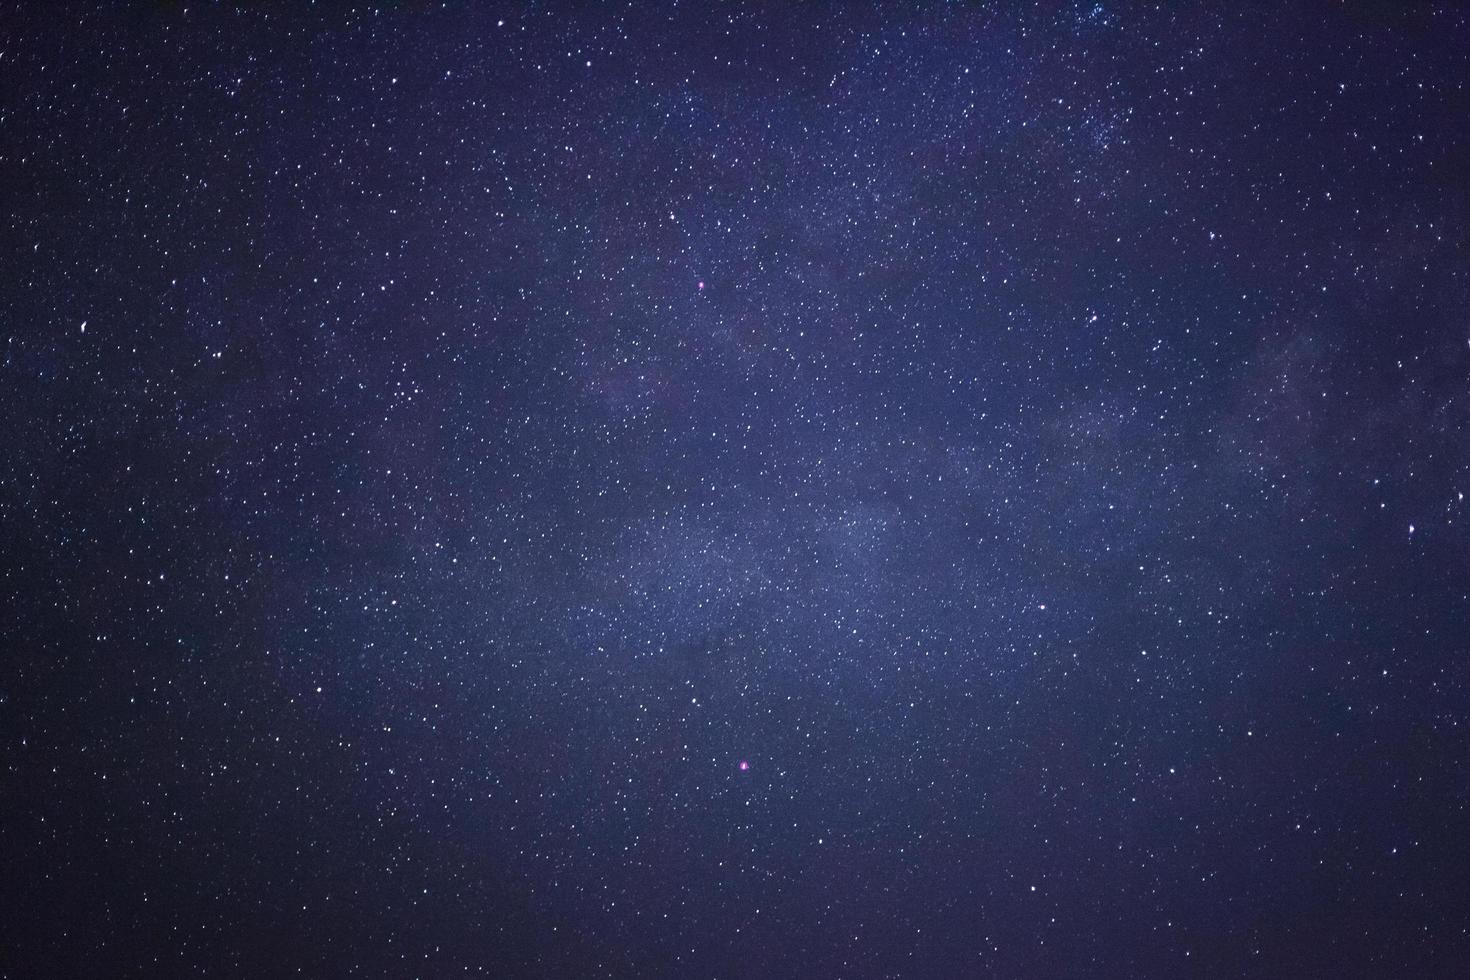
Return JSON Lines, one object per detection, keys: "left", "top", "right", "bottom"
{"left": 4, "top": 3, "right": 1470, "bottom": 977}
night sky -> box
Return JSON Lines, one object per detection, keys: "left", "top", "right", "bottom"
{"left": 4, "top": 3, "right": 1470, "bottom": 977}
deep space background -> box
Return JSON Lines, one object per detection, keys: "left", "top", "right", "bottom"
{"left": 4, "top": 2, "right": 1470, "bottom": 977}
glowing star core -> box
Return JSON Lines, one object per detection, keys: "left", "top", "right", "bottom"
{"left": 738, "top": 760, "right": 750, "bottom": 771}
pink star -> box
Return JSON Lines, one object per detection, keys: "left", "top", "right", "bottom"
{"left": 697, "top": 280, "right": 705, "bottom": 290}
{"left": 738, "top": 760, "right": 750, "bottom": 772}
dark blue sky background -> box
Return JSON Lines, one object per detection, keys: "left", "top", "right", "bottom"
{"left": 4, "top": 3, "right": 1469, "bottom": 976}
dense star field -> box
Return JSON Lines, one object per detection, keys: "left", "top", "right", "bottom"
{"left": 4, "top": 3, "right": 1470, "bottom": 976}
